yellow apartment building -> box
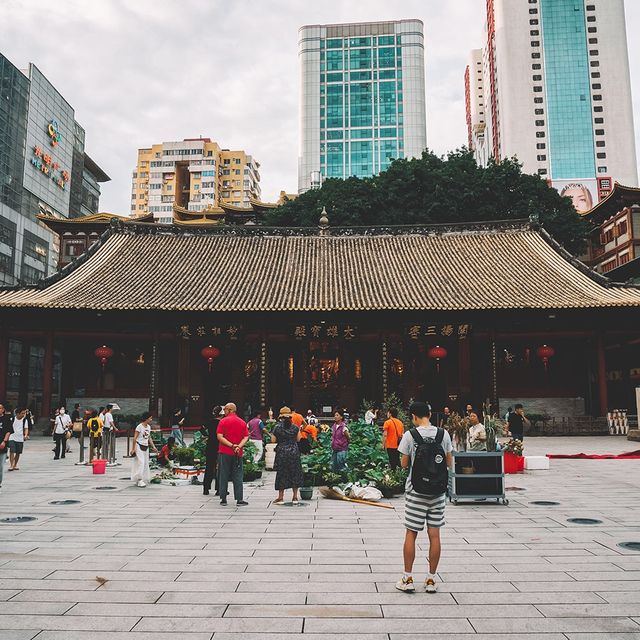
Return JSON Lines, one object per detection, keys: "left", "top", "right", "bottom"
{"left": 131, "top": 138, "right": 261, "bottom": 222}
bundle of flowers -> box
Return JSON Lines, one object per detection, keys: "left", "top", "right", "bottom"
{"left": 503, "top": 438, "right": 524, "bottom": 456}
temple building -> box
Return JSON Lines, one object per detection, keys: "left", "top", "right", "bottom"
{"left": 0, "top": 215, "right": 638, "bottom": 430}
{"left": 581, "top": 182, "right": 640, "bottom": 283}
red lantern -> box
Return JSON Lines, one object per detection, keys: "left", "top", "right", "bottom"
{"left": 201, "top": 345, "right": 221, "bottom": 372}
{"left": 94, "top": 345, "right": 114, "bottom": 370}
{"left": 536, "top": 344, "right": 555, "bottom": 372}
{"left": 428, "top": 345, "right": 448, "bottom": 372}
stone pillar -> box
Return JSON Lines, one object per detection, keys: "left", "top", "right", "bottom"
{"left": 597, "top": 333, "right": 608, "bottom": 416}
{"left": 259, "top": 340, "right": 267, "bottom": 408}
{"left": 381, "top": 340, "right": 388, "bottom": 400}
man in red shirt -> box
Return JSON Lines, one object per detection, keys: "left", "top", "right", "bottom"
{"left": 216, "top": 402, "right": 249, "bottom": 506}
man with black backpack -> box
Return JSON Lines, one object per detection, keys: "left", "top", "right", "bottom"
{"left": 396, "top": 401, "right": 453, "bottom": 593}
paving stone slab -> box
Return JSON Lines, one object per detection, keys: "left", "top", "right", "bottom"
{"left": 470, "top": 616, "right": 640, "bottom": 633}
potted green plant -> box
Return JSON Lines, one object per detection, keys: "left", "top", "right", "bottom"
{"left": 173, "top": 446, "right": 196, "bottom": 466}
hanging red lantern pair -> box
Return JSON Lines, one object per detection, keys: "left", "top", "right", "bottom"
{"left": 428, "top": 345, "right": 448, "bottom": 372}
{"left": 201, "top": 345, "right": 221, "bottom": 372}
{"left": 94, "top": 345, "right": 114, "bottom": 370}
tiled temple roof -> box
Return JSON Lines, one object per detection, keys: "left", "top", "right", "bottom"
{"left": 1, "top": 219, "right": 639, "bottom": 311}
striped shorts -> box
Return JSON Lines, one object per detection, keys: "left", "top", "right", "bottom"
{"left": 404, "top": 490, "right": 446, "bottom": 531}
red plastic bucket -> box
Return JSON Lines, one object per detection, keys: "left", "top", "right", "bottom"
{"left": 504, "top": 452, "right": 525, "bottom": 474}
{"left": 92, "top": 459, "right": 107, "bottom": 474}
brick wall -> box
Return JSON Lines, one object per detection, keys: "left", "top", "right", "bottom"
{"left": 499, "top": 397, "right": 585, "bottom": 420}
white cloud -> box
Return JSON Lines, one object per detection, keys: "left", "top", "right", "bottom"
{"left": 1, "top": 0, "right": 638, "bottom": 213}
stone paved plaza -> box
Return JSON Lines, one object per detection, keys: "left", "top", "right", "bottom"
{"left": 2, "top": 436, "right": 640, "bottom": 640}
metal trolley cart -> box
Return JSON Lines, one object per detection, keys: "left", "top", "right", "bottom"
{"left": 448, "top": 450, "right": 508, "bottom": 505}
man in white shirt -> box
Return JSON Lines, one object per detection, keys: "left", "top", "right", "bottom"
{"left": 396, "top": 401, "right": 453, "bottom": 594}
{"left": 102, "top": 405, "right": 114, "bottom": 459}
{"left": 8, "top": 407, "right": 29, "bottom": 471}
{"left": 53, "top": 407, "right": 72, "bottom": 459}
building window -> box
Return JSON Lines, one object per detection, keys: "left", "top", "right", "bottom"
{"left": 532, "top": 52, "right": 541, "bottom": 59}
{"left": 589, "top": 50, "right": 599, "bottom": 56}
{"left": 530, "top": 41, "right": 540, "bottom": 47}
{"left": 529, "top": 8, "right": 538, "bottom": 14}
{"left": 593, "top": 94, "right": 602, "bottom": 101}
{"left": 533, "top": 74, "right": 542, "bottom": 81}
{"left": 536, "top": 143, "right": 546, "bottom": 149}
{"left": 587, "top": 15, "right": 596, "bottom": 22}
{"left": 595, "top": 129, "right": 605, "bottom": 135}
{"left": 589, "top": 38, "right": 598, "bottom": 44}
{"left": 588, "top": 26, "right": 597, "bottom": 33}
{"left": 592, "top": 83, "right": 602, "bottom": 90}
{"left": 595, "top": 141, "right": 605, "bottom": 147}
{"left": 586, "top": 4, "right": 595, "bottom": 10}
{"left": 618, "top": 220, "right": 628, "bottom": 236}
{"left": 597, "top": 152, "right": 607, "bottom": 159}
{"left": 598, "top": 166, "right": 608, "bottom": 173}
{"left": 532, "top": 63, "right": 541, "bottom": 70}
{"left": 594, "top": 106, "right": 603, "bottom": 112}
{"left": 530, "top": 18, "right": 539, "bottom": 25}
{"left": 538, "top": 168, "right": 547, "bottom": 175}
{"left": 535, "top": 131, "right": 545, "bottom": 138}
{"left": 535, "top": 120, "right": 545, "bottom": 126}
{"left": 620, "top": 253, "right": 630, "bottom": 266}
{"left": 537, "top": 154, "right": 547, "bottom": 161}
{"left": 533, "top": 86, "right": 543, "bottom": 93}
{"left": 534, "top": 97, "right": 543, "bottom": 104}
{"left": 594, "top": 117, "right": 604, "bottom": 124}
{"left": 602, "top": 260, "right": 616, "bottom": 273}
{"left": 530, "top": 30, "right": 539, "bottom": 36}
{"left": 535, "top": 108, "right": 544, "bottom": 115}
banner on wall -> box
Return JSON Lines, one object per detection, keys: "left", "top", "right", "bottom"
{"left": 553, "top": 179, "right": 599, "bottom": 213}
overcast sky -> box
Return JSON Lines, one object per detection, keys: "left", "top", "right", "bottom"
{"left": 2, "top": 0, "right": 640, "bottom": 213}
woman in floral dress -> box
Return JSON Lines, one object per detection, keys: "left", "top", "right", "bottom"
{"left": 271, "top": 406, "right": 304, "bottom": 505}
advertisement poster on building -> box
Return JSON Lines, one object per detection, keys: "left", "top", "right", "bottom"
{"left": 553, "top": 179, "right": 598, "bottom": 213}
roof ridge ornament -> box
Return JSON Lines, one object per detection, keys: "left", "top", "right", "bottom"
{"left": 318, "top": 206, "right": 330, "bottom": 236}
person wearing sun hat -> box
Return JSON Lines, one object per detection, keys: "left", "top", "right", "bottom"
{"left": 271, "top": 406, "right": 304, "bottom": 505}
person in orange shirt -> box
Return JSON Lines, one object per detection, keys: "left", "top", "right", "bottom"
{"left": 290, "top": 409, "right": 306, "bottom": 428}
{"left": 382, "top": 408, "right": 404, "bottom": 470}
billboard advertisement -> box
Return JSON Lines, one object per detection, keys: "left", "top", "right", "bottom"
{"left": 552, "top": 179, "right": 598, "bottom": 214}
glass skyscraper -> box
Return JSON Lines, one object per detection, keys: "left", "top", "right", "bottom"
{"left": 298, "top": 20, "right": 427, "bottom": 193}
{"left": 466, "top": 0, "right": 637, "bottom": 212}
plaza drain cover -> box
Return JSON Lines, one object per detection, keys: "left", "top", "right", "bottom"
{"left": 567, "top": 518, "right": 602, "bottom": 525}
{"left": 506, "top": 487, "right": 526, "bottom": 491}
{"left": 49, "top": 500, "right": 80, "bottom": 505}
{"left": 119, "top": 477, "right": 131, "bottom": 480}
{"left": 531, "top": 501, "right": 560, "bottom": 506}
{"left": 618, "top": 542, "right": 640, "bottom": 552}
{"left": 1, "top": 516, "right": 37, "bottom": 523}
{"left": 95, "top": 486, "right": 117, "bottom": 490}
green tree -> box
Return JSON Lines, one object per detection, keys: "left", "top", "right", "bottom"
{"left": 266, "top": 150, "right": 590, "bottom": 254}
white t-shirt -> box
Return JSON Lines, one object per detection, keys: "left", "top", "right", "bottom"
{"left": 103, "top": 412, "right": 114, "bottom": 432}
{"left": 364, "top": 410, "right": 376, "bottom": 425}
{"left": 398, "top": 424, "right": 453, "bottom": 493}
{"left": 54, "top": 414, "right": 72, "bottom": 435}
{"left": 9, "top": 417, "right": 28, "bottom": 442}
{"left": 469, "top": 423, "right": 486, "bottom": 442}
{"left": 135, "top": 423, "right": 151, "bottom": 446}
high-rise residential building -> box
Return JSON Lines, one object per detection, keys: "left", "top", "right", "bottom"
{"left": 131, "top": 139, "right": 261, "bottom": 223}
{"left": 466, "top": 0, "right": 637, "bottom": 212}
{"left": 298, "top": 20, "right": 427, "bottom": 193}
{"left": 0, "top": 53, "right": 109, "bottom": 286}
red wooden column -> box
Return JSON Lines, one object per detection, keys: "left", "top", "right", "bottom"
{"left": 597, "top": 333, "right": 608, "bottom": 416}
{"left": 0, "top": 329, "right": 8, "bottom": 402}
{"left": 41, "top": 332, "right": 54, "bottom": 419}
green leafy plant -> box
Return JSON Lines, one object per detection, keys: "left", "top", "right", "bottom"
{"left": 173, "top": 446, "right": 196, "bottom": 466}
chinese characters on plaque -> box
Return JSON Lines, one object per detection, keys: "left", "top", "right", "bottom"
{"left": 177, "top": 324, "right": 242, "bottom": 340}
{"left": 405, "top": 324, "right": 472, "bottom": 340}
{"left": 292, "top": 324, "right": 357, "bottom": 341}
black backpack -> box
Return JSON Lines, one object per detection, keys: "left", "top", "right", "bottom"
{"left": 409, "top": 427, "right": 448, "bottom": 496}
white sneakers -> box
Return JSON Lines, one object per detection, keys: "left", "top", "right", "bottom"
{"left": 395, "top": 576, "right": 415, "bottom": 592}
{"left": 137, "top": 480, "right": 146, "bottom": 487}
{"left": 424, "top": 578, "right": 437, "bottom": 593}
{"left": 395, "top": 575, "right": 438, "bottom": 593}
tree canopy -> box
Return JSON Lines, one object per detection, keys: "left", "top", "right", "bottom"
{"left": 265, "top": 150, "right": 590, "bottom": 254}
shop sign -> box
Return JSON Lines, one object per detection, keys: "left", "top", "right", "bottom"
{"left": 47, "top": 119, "right": 62, "bottom": 147}
{"left": 406, "top": 324, "right": 471, "bottom": 340}
{"left": 31, "top": 146, "right": 70, "bottom": 190}
{"left": 293, "top": 324, "right": 357, "bottom": 341}
{"left": 177, "top": 324, "right": 242, "bottom": 340}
